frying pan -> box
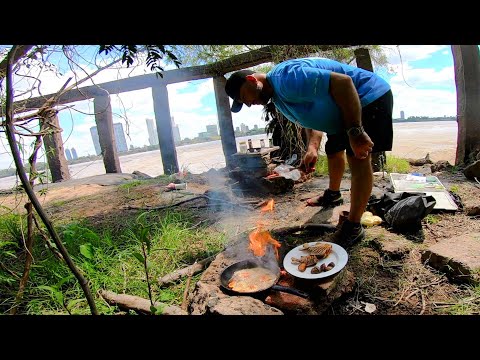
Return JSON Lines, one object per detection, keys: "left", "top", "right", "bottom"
{"left": 220, "top": 259, "right": 309, "bottom": 298}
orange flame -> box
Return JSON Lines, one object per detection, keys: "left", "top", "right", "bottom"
{"left": 249, "top": 222, "right": 281, "bottom": 259}
{"left": 261, "top": 199, "right": 275, "bottom": 212}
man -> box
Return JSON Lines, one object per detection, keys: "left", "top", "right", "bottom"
{"left": 224, "top": 57, "right": 393, "bottom": 249}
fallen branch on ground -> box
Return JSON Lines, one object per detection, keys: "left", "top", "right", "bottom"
{"left": 124, "top": 196, "right": 205, "bottom": 210}
{"left": 157, "top": 254, "right": 217, "bottom": 288}
{"left": 272, "top": 224, "right": 337, "bottom": 237}
{"left": 181, "top": 275, "right": 192, "bottom": 312}
{"left": 99, "top": 289, "right": 187, "bottom": 315}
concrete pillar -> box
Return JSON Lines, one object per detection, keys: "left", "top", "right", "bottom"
{"left": 213, "top": 76, "right": 237, "bottom": 169}
{"left": 354, "top": 47, "right": 385, "bottom": 172}
{"left": 152, "top": 84, "right": 178, "bottom": 175}
{"left": 42, "top": 111, "right": 71, "bottom": 182}
{"left": 451, "top": 45, "right": 480, "bottom": 165}
{"left": 354, "top": 47, "right": 374, "bottom": 71}
{"left": 93, "top": 93, "right": 122, "bottom": 173}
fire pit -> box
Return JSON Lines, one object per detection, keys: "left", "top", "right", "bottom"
{"left": 188, "top": 199, "right": 355, "bottom": 315}
{"left": 229, "top": 146, "right": 296, "bottom": 195}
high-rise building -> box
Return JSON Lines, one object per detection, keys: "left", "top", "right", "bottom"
{"left": 400, "top": 110, "right": 405, "bottom": 120}
{"left": 114, "top": 123, "right": 128, "bottom": 153}
{"left": 90, "top": 126, "right": 101, "bottom": 155}
{"left": 235, "top": 126, "right": 240, "bottom": 132}
{"left": 65, "top": 148, "right": 72, "bottom": 161}
{"left": 254, "top": 124, "right": 258, "bottom": 130}
{"left": 206, "top": 124, "right": 218, "bottom": 136}
{"left": 71, "top": 147, "right": 78, "bottom": 160}
{"left": 172, "top": 125, "right": 181, "bottom": 143}
{"left": 146, "top": 118, "right": 159, "bottom": 146}
{"left": 240, "top": 123, "right": 247, "bottom": 133}
{"left": 171, "top": 116, "right": 181, "bottom": 143}
{"left": 90, "top": 123, "right": 128, "bottom": 155}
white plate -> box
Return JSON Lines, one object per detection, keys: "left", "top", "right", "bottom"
{"left": 283, "top": 241, "right": 348, "bottom": 279}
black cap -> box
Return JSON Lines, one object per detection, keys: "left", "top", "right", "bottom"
{"left": 225, "top": 69, "right": 255, "bottom": 113}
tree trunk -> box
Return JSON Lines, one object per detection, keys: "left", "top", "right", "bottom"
{"left": 354, "top": 47, "right": 386, "bottom": 172}
{"left": 451, "top": 45, "right": 480, "bottom": 165}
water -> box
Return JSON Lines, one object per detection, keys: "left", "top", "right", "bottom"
{"left": 0, "top": 123, "right": 457, "bottom": 190}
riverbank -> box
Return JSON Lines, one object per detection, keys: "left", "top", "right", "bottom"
{"left": 0, "top": 121, "right": 458, "bottom": 190}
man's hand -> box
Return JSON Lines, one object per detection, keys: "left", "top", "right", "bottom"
{"left": 349, "top": 132, "right": 374, "bottom": 159}
{"left": 302, "top": 145, "right": 318, "bottom": 173}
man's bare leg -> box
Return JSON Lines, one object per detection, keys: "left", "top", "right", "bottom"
{"left": 346, "top": 153, "right": 373, "bottom": 222}
{"left": 327, "top": 151, "right": 346, "bottom": 191}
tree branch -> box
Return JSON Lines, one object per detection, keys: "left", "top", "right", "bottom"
{"left": 3, "top": 46, "right": 99, "bottom": 315}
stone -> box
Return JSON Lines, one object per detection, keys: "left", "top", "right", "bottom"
{"left": 463, "top": 160, "right": 480, "bottom": 180}
{"left": 421, "top": 232, "right": 480, "bottom": 284}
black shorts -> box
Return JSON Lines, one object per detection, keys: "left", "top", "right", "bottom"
{"left": 325, "top": 90, "right": 394, "bottom": 156}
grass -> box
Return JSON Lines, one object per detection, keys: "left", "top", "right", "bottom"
{"left": 118, "top": 180, "right": 144, "bottom": 193}
{"left": 314, "top": 154, "right": 410, "bottom": 176}
{"left": 384, "top": 155, "right": 410, "bottom": 174}
{"left": 0, "top": 209, "right": 226, "bottom": 315}
{"left": 314, "top": 155, "right": 329, "bottom": 176}
{"left": 439, "top": 284, "right": 480, "bottom": 315}
{"left": 424, "top": 214, "right": 440, "bottom": 225}
{"left": 449, "top": 185, "right": 459, "bottom": 194}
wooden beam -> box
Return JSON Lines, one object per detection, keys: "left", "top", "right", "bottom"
{"left": 12, "top": 45, "right": 356, "bottom": 113}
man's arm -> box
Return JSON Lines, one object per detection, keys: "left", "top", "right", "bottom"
{"left": 329, "top": 72, "right": 362, "bottom": 129}
{"left": 329, "top": 72, "right": 374, "bottom": 159}
{"left": 302, "top": 128, "right": 323, "bottom": 172}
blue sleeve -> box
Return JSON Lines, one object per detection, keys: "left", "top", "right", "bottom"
{"left": 277, "top": 65, "right": 332, "bottom": 102}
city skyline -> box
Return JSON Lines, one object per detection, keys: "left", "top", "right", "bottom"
{"left": 0, "top": 45, "right": 460, "bottom": 170}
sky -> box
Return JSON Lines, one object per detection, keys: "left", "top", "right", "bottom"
{"left": 0, "top": 45, "right": 459, "bottom": 170}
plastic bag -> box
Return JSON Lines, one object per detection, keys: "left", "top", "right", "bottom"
{"left": 272, "top": 164, "right": 301, "bottom": 181}
{"left": 384, "top": 194, "right": 436, "bottom": 232}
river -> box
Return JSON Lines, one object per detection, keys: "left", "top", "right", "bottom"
{"left": 0, "top": 121, "right": 458, "bottom": 190}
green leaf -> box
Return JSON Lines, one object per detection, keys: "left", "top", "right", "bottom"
{"left": 37, "top": 285, "right": 64, "bottom": 305}
{"left": 56, "top": 274, "right": 74, "bottom": 288}
{"left": 67, "top": 299, "right": 85, "bottom": 311}
{"left": 132, "top": 252, "right": 144, "bottom": 264}
{"left": 152, "top": 304, "right": 164, "bottom": 315}
{"left": 53, "top": 290, "right": 64, "bottom": 306}
{"left": 79, "top": 243, "right": 95, "bottom": 259}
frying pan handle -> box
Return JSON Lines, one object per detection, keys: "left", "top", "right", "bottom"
{"left": 271, "top": 284, "right": 310, "bottom": 299}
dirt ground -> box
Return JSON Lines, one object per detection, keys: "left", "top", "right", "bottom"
{"left": 1, "top": 164, "right": 479, "bottom": 315}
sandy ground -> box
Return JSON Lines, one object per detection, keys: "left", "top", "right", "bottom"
{"left": 0, "top": 121, "right": 457, "bottom": 190}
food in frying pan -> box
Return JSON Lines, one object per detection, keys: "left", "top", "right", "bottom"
{"left": 301, "top": 242, "right": 333, "bottom": 258}
{"left": 227, "top": 267, "right": 277, "bottom": 293}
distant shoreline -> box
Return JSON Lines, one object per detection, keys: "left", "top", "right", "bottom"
{"left": 0, "top": 121, "right": 458, "bottom": 183}
{"left": 392, "top": 118, "right": 455, "bottom": 123}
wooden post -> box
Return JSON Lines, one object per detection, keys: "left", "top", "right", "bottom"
{"left": 213, "top": 76, "right": 237, "bottom": 168}
{"left": 354, "top": 47, "right": 386, "bottom": 172}
{"left": 152, "top": 84, "right": 178, "bottom": 175}
{"left": 93, "top": 92, "right": 122, "bottom": 173}
{"left": 451, "top": 45, "right": 480, "bottom": 165}
{"left": 42, "top": 110, "right": 71, "bottom": 182}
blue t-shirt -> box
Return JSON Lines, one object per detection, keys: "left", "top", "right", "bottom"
{"left": 266, "top": 57, "right": 391, "bottom": 134}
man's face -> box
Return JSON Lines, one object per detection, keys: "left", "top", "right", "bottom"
{"left": 237, "top": 75, "right": 270, "bottom": 108}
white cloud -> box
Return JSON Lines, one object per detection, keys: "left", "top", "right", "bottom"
{"left": 0, "top": 45, "right": 460, "bottom": 170}
{"left": 381, "top": 45, "right": 449, "bottom": 66}
{"left": 380, "top": 46, "right": 457, "bottom": 118}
